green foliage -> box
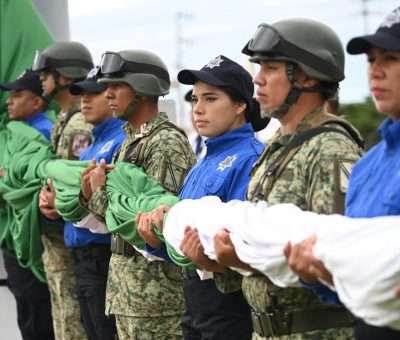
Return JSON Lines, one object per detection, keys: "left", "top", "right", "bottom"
{"left": 339, "top": 96, "right": 386, "bottom": 150}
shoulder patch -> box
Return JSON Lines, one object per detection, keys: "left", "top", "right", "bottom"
{"left": 70, "top": 134, "right": 91, "bottom": 158}
{"left": 338, "top": 160, "right": 354, "bottom": 193}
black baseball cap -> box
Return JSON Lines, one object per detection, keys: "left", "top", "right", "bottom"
{"left": 178, "top": 55, "right": 270, "bottom": 132}
{"left": 0, "top": 69, "right": 45, "bottom": 99}
{"left": 69, "top": 66, "right": 107, "bottom": 95}
{"left": 178, "top": 55, "right": 253, "bottom": 104}
{"left": 347, "top": 7, "right": 400, "bottom": 54}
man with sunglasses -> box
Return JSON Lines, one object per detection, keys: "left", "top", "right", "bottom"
{"left": 80, "top": 50, "right": 196, "bottom": 339}
{"left": 32, "top": 41, "right": 93, "bottom": 340}
{"left": 213, "top": 19, "right": 363, "bottom": 339}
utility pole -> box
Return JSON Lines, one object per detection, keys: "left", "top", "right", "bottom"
{"left": 175, "top": 12, "right": 192, "bottom": 128}
{"left": 361, "top": 0, "right": 370, "bottom": 34}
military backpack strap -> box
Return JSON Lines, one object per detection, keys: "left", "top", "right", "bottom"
{"left": 53, "top": 109, "right": 80, "bottom": 154}
{"left": 252, "top": 125, "right": 361, "bottom": 201}
{"left": 266, "top": 125, "right": 358, "bottom": 178}
{"left": 122, "top": 120, "right": 187, "bottom": 167}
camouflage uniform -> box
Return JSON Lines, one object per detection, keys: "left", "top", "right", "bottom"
{"left": 87, "top": 112, "right": 196, "bottom": 340}
{"left": 41, "top": 100, "right": 92, "bottom": 340}
{"left": 244, "top": 108, "right": 363, "bottom": 340}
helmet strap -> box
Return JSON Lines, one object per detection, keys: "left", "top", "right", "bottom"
{"left": 261, "top": 62, "right": 301, "bottom": 119}
{"left": 43, "top": 70, "right": 70, "bottom": 102}
{"left": 113, "top": 93, "right": 143, "bottom": 121}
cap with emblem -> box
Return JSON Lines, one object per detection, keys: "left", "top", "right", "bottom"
{"left": 178, "top": 55, "right": 270, "bottom": 132}
{"left": 0, "top": 69, "right": 46, "bottom": 100}
{"left": 178, "top": 55, "right": 253, "bottom": 105}
{"left": 69, "top": 66, "right": 107, "bottom": 95}
{"left": 347, "top": 7, "right": 400, "bottom": 54}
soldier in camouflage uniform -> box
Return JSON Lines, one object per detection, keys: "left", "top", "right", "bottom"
{"left": 80, "top": 50, "right": 196, "bottom": 339}
{"left": 214, "top": 19, "right": 364, "bottom": 339}
{"left": 32, "top": 41, "right": 94, "bottom": 340}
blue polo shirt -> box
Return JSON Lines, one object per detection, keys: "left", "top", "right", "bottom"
{"left": 26, "top": 111, "right": 53, "bottom": 141}
{"left": 346, "top": 117, "right": 400, "bottom": 217}
{"left": 146, "top": 123, "right": 265, "bottom": 258}
{"left": 64, "top": 117, "right": 125, "bottom": 248}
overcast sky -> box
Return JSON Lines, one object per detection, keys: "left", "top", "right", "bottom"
{"left": 68, "top": 0, "right": 398, "bottom": 126}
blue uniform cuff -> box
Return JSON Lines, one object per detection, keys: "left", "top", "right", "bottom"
{"left": 300, "top": 279, "right": 341, "bottom": 305}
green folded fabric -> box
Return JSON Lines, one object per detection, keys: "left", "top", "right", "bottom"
{"left": 105, "top": 161, "right": 180, "bottom": 249}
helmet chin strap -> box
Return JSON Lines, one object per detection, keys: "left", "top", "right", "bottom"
{"left": 261, "top": 62, "right": 322, "bottom": 120}
{"left": 43, "top": 71, "right": 70, "bottom": 102}
{"left": 113, "top": 93, "right": 142, "bottom": 121}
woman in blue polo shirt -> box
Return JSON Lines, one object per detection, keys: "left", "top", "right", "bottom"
{"left": 284, "top": 7, "right": 400, "bottom": 340}
{"left": 138, "top": 55, "right": 269, "bottom": 339}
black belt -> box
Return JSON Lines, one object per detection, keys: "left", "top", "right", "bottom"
{"left": 71, "top": 244, "right": 111, "bottom": 261}
{"left": 110, "top": 234, "right": 141, "bottom": 257}
{"left": 251, "top": 307, "right": 354, "bottom": 337}
{"left": 181, "top": 268, "right": 199, "bottom": 280}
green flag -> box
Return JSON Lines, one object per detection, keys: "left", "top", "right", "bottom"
{"left": 0, "top": 0, "right": 55, "bottom": 114}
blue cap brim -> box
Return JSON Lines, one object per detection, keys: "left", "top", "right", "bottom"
{"left": 347, "top": 32, "right": 400, "bottom": 54}
{"left": 69, "top": 80, "right": 107, "bottom": 95}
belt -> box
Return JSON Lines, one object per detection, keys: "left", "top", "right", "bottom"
{"left": 110, "top": 234, "right": 141, "bottom": 257}
{"left": 181, "top": 268, "right": 199, "bottom": 280}
{"left": 71, "top": 244, "right": 111, "bottom": 261}
{"left": 251, "top": 307, "right": 354, "bottom": 337}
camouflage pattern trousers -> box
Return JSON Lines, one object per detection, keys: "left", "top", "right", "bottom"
{"left": 252, "top": 328, "right": 354, "bottom": 340}
{"left": 41, "top": 234, "right": 87, "bottom": 340}
{"left": 115, "top": 314, "right": 183, "bottom": 340}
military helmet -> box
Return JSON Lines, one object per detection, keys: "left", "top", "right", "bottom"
{"left": 98, "top": 49, "right": 170, "bottom": 96}
{"left": 32, "top": 41, "right": 93, "bottom": 79}
{"left": 242, "top": 18, "right": 345, "bottom": 82}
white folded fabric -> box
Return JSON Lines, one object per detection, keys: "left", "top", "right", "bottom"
{"left": 163, "top": 196, "right": 400, "bottom": 329}
{"left": 74, "top": 213, "right": 110, "bottom": 234}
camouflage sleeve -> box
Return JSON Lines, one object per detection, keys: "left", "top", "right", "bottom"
{"left": 55, "top": 112, "right": 93, "bottom": 160}
{"left": 142, "top": 128, "right": 196, "bottom": 195}
{"left": 213, "top": 268, "right": 243, "bottom": 293}
{"left": 303, "top": 132, "right": 362, "bottom": 214}
{"left": 86, "top": 184, "right": 108, "bottom": 223}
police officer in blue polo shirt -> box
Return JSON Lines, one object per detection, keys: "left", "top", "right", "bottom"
{"left": 0, "top": 70, "right": 55, "bottom": 340}
{"left": 65, "top": 66, "right": 125, "bottom": 340}
{"left": 1, "top": 69, "right": 53, "bottom": 140}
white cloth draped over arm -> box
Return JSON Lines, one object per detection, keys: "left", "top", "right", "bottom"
{"left": 163, "top": 195, "right": 400, "bottom": 330}
{"left": 74, "top": 213, "right": 110, "bottom": 234}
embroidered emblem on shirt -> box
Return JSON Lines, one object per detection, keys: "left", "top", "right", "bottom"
{"left": 99, "top": 140, "right": 114, "bottom": 154}
{"left": 71, "top": 134, "right": 91, "bottom": 157}
{"left": 380, "top": 8, "right": 400, "bottom": 28}
{"left": 217, "top": 154, "right": 237, "bottom": 171}
{"left": 205, "top": 56, "right": 224, "bottom": 69}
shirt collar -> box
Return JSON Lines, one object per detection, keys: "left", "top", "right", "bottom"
{"left": 205, "top": 123, "right": 254, "bottom": 153}
{"left": 92, "top": 117, "right": 124, "bottom": 141}
{"left": 378, "top": 117, "right": 400, "bottom": 150}
{"left": 122, "top": 112, "right": 169, "bottom": 139}
{"left": 26, "top": 111, "right": 47, "bottom": 126}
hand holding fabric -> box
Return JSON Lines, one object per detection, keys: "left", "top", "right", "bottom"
{"left": 284, "top": 235, "right": 333, "bottom": 285}
{"left": 81, "top": 158, "right": 97, "bottom": 200}
{"left": 181, "top": 226, "right": 224, "bottom": 272}
{"left": 136, "top": 210, "right": 162, "bottom": 248}
{"left": 89, "top": 158, "right": 107, "bottom": 193}
{"left": 38, "top": 178, "right": 60, "bottom": 220}
{"left": 214, "top": 229, "right": 255, "bottom": 273}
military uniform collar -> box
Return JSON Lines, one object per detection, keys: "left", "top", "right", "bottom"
{"left": 122, "top": 112, "right": 169, "bottom": 139}
{"left": 271, "top": 106, "right": 324, "bottom": 147}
